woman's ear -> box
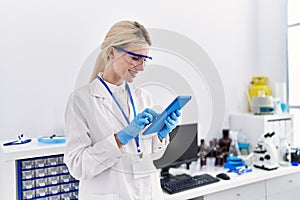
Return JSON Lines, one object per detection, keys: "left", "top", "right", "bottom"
{"left": 107, "top": 47, "right": 114, "bottom": 59}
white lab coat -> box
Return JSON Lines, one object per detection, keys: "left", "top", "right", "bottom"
{"left": 64, "top": 78, "right": 169, "bottom": 200}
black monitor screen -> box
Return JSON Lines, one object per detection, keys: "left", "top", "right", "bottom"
{"left": 154, "top": 123, "right": 198, "bottom": 172}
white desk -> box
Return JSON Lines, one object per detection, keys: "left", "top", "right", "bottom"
{"left": 163, "top": 164, "right": 300, "bottom": 200}
{"left": 2, "top": 140, "right": 300, "bottom": 200}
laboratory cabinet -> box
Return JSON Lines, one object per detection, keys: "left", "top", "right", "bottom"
{"left": 230, "top": 113, "right": 293, "bottom": 152}
{"left": 0, "top": 139, "right": 78, "bottom": 200}
{"left": 266, "top": 172, "right": 300, "bottom": 200}
{"left": 17, "top": 154, "right": 79, "bottom": 199}
{"left": 204, "top": 181, "right": 265, "bottom": 200}
{"left": 203, "top": 172, "right": 300, "bottom": 200}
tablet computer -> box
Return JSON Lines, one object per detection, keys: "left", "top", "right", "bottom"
{"left": 142, "top": 96, "right": 192, "bottom": 135}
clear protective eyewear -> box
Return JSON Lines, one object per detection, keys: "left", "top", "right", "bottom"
{"left": 114, "top": 46, "right": 152, "bottom": 66}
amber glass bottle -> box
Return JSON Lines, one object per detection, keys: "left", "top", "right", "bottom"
{"left": 219, "top": 129, "right": 232, "bottom": 153}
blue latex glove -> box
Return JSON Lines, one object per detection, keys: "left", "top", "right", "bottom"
{"left": 158, "top": 110, "right": 181, "bottom": 139}
{"left": 117, "top": 108, "right": 157, "bottom": 145}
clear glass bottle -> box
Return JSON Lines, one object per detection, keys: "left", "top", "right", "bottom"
{"left": 279, "top": 137, "right": 291, "bottom": 166}
{"left": 237, "top": 131, "right": 250, "bottom": 155}
{"left": 228, "top": 138, "right": 239, "bottom": 157}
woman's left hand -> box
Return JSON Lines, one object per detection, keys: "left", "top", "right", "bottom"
{"left": 157, "top": 110, "right": 181, "bottom": 139}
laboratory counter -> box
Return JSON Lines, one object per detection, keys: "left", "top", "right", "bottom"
{"left": 1, "top": 139, "right": 300, "bottom": 200}
{"left": 163, "top": 163, "right": 300, "bottom": 200}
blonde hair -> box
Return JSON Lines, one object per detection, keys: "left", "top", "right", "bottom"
{"left": 90, "top": 21, "right": 152, "bottom": 82}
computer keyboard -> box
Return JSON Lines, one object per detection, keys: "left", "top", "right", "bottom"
{"left": 160, "top": 173, "right": 220, "bottom": 194}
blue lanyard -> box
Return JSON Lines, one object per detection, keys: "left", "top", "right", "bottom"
{"left": 97, "top": 76, "right": 142, "bottom": 156}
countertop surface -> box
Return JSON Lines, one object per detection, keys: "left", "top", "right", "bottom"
{"left": 163, "top": 162, "right": 300, "bottom": 200}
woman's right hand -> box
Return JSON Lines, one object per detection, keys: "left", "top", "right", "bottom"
{"left": 116, "top": 108, "right": 157, "bottom": 145}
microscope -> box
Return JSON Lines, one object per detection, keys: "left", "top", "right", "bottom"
{"left": 253, "top": 132, "right": 279, "bottom": 170}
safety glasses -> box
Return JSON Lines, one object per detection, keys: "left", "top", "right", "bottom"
{"left": 114, "top": 46, "right": 152, "bottom": 66}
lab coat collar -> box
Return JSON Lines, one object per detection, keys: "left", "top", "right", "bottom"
{"left": 88, "top": 77, "right": 134, "bottom": 126}
{"left": 89, "top": 75, "right": 126, "bottom": 98}
{"left": 89, "top": 78, "right": 108, "bottom": 98}
{"left": 105, "top": 80, "right": 126, "bottom": 94}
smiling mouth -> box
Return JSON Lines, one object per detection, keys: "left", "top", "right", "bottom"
{"left": 129, "top": 69, "right": 138, "bottom": 76}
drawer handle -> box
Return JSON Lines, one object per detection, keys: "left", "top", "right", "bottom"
{"left": 288, "top": 180, "right": 293, "bottom": 183}
{"left": 236, "top": 193, "right": 241, "bottom": 196}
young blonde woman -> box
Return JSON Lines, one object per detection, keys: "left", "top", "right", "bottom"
{"left": 64, "top": 20, "right": 181, "bottom": 200}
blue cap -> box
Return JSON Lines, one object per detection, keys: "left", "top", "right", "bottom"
{"left": 291, "top": 161, "right": 299, "bottom": 166}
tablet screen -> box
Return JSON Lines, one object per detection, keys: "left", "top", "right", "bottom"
{"left": 142, "top": 96, "right": 192, "bottom": 135}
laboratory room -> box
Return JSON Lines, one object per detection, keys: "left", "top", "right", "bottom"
{"left": 1, "top": 0, "right": 300, "bottom": 200}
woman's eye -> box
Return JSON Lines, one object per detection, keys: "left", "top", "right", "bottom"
{"left": 131, "top": 56, "right": 140, "bottom": 61}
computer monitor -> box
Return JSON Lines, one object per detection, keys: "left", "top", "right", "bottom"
{"left": 154, "top": 123, "right": 198, "bottom": 177}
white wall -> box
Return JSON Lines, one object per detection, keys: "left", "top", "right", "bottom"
{"left": 257, "top": 0, "right": 288, "bottom": 91}
{"left": 0, "top": 0, "right": 287, "bottom": 141}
